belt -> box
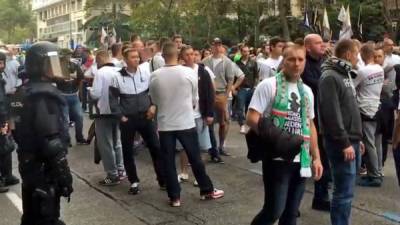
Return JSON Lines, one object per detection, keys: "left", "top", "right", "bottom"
{"left": 215, "top": 91, "right": 226, "bottom": 94}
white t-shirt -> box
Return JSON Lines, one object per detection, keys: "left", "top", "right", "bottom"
{"left": 264, "top": 56, "right": 283, "bottom": 72}
{"left": 150, "top": 65, "right": 198, "bottom": 131}
{"left": 384, "top": 54, "right": 400, "bottom": 67}
{"left": 192, "top": 64, "right": 215, "bottom": 118}
{"left": 111, "top": 57, "right": 125, "bottom": 68}
{"left": 354, "top": 64, "right": 384, "bottom": 117}
{"left": 249, "top": 76, "right": 315, "bottom": 162}
{"left": 257, "top": 59, "right": 275, "bottom": 81}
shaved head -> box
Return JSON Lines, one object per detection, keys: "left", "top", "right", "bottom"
{"left": 304, "top": 34, "right": 324, "bottom": 58}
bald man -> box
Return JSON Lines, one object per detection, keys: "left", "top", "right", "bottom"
{"left": 301, "top": 34, "right": 331, "bottom": 212}
{"left": 383, "top": 38, "right": 400, "bottom": 67}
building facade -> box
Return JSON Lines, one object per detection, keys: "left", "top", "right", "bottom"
{"left": 32, "top": 0, "right": 87, "bottom": 48}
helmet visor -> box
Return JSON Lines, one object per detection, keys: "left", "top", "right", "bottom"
{"left": 46, "top": 51, "right": 70, "bottom": 79}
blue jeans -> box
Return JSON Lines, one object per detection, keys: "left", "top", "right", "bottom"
{"left": 159, "top": 128, "right": 214, "bottom": 200}
{"left": 324, "top": 138, "right": 360, "bottom": 225}
{"left": 236, "top": 88, "right": 254, "bottom": 126}
{"left": 62, "top": 93, "right": 84, "bottom": 141}
{"left": 251, "top": 160, "right": 306, "bottom": 225}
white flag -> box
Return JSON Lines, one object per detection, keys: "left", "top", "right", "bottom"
{"left": 100, "top": 27, "right": 107, "bottom": 44}
{"left": 338, "top": 5, "right": 346, "bottom": 22}
{"left": 322, "top": 8, "right": 331, "bottom": 40}
{"left": 339, "top": 5, "right": 353, "bottom": 40}
{"left": 109, "top": 27, "right": 117, "bottom": 45}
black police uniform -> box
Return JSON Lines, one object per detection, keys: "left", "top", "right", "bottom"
{"left": 10, "top": 42, "right": 73, "bottom": 225}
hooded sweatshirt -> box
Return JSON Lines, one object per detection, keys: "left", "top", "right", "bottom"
{"left": 318, "top": 57, "right": 362, "bottom": 149}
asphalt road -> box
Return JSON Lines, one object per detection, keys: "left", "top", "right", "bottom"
{"left": 1, "top": 116, "right": 399, "bottom": 225}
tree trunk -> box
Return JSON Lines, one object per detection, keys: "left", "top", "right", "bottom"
{"left": 278, "top": 0, "right": 290, "bottom": 40}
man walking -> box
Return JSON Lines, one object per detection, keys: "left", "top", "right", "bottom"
{"left": 150, "top": 42, "right": 224, "bottom": 207}
{"left": 319, "top": 39, "right": 363, "bottom": 225}
{"left": 235, "top": 45, "right": 259, "bottom": 134}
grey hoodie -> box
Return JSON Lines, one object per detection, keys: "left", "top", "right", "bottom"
{"left": 318, "top": 57, "right": 362, "bottom": 149}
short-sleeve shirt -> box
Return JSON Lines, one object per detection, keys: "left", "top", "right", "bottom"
{"left": 249, "top": 76, "right": 315, "bottom": 162}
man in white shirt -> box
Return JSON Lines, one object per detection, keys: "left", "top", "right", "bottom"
{"left": 383, "top": 38, "right": 400, "bottom": 67}
{"left": 110, "top": 43, "right": 125, "bottom": 68}
{"left": 354, "top": 44, "right": 384, "bottom": 187}
{"left": 89, "top": 50, "right": 125, "bottom": 186}
{"left": 150, "top": 42, "right": 224, "bottom": 207}
{"left": 150, "top": 37, "right": 169, "bottom": 72}
{"left": 260, "top": 37, "right": 286, "bottom": 72}
{"left": 247, "top": 44, "right": 322, "bottom": 225}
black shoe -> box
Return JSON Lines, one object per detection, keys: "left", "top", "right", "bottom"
{"left": 98, "top": 176, "right": 120, "bottom": 186}
{"left": 0, "top": 181, "right": 9, "bottom": 193}
{"left": 4, "top": 175, "right": 20, "bottom": 186}
{"left": 210, "top": 156, "right": 225, "bottom": 164}
{"left": 312, "top": 198, "right": 331, "bottom": 211}
{"left": 128, "top": 182, "right": 140, "bottom": 195}
{"left": 357, "top": 177, "right": 382, "bottom": 187}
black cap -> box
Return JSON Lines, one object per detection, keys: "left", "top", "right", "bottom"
{"left": 212, "top": 37, "right": 222, "bottom": 45}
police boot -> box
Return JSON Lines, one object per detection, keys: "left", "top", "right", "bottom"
{"left": 0, "top": 180, "right": 9, "bottom": 193}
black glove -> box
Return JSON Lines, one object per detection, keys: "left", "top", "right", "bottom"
{"left": 54, "top": 156, "right": 73, "bottom": 198}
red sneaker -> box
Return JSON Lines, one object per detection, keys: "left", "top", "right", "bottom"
{"left": 200, "top": 189, "right": 224, "bottom": 200}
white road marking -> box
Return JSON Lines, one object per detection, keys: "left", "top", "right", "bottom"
{"left": 6, "top": 192, "right": 23, "bottom": 213}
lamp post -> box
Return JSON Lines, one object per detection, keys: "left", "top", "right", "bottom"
{"left": 69, "top": 0, "right": 74, "bottom": 49}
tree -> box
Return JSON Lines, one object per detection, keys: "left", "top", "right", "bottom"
{"left": 0, "top": 0, "right": 34, "bottom": 43}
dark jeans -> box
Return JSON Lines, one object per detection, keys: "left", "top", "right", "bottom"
{"left": 81, "top": 80, "right": 88, "bottom": 111}
{"left": 236, "top": 88, "right": 254, "bottom": 126}
{"left": 159, "top": 128, "right": 214, "bottom": 199}
{"left": 251, "top": 160, "right": 306, "bottom": 225}
{"left": 314, "top": 135, "right": 331, "bottom": 201}
{"left": 324, "top": 138, "right": 360, "bottom": 225}
{"left": 62, "top": 93, "right": 84, "bottom": 141}
{"left": 120, "top": 116, "right": 164, "bottom": 185}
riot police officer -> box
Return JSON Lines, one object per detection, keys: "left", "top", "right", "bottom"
{"left": 10, "top": 42, "right": 73, "bottom": 225}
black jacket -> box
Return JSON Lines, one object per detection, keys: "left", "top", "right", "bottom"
{"left": 198, "top": 64, "right": 215, "bottom": 118}
{"left": 109, "top": 67, "right": 152, "bottom": 118}
{"left": 236, "top": 59, "right": 258, "bottom": 88}
{"left": 318, "top": 57, "right": 362, "bottom": 149}
{"left": 0, "top": 78, "right": 8, "bottom": 124}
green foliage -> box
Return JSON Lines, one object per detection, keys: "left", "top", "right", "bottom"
{"left": 0, "top": 0, "right": 34, "bottom": 43}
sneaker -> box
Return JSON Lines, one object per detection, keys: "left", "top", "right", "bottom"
{"left": 98, "top": 176, "right": 120, "bottom": 186}
{"left": 169, "top": 198, "right": 181, "bottom": 207}
{"left": 128, "top": 182, "right": 140, "bottom": 195}
{"left": 178, "top": 173, "right": 189, "bottom": 183}
{"left": 359, "top": 167, "right": 367, "bottom": 175}
{"left": 193, "top": 180, "right": 198, "bottom": 187}
{"left": 118, "top": 170, "right": 127, "bottom": 181}
{"left": 69, "top": 122, "right": 75, "bottom": 127}
{"left": 200, "top": 189, "right": 224, "bottom": 200}
{"left": 210, "top": 156, "right": 225, "bottom": 164}
{"left": 240, "top": 125, "right": 247, "bottom": 134}
{"left": 3, "top": 175, "right": 20, "bottom": 186}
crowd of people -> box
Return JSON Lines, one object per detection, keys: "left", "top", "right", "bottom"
{"left": 1, "top": 32, "right": 400, "bottom": 225}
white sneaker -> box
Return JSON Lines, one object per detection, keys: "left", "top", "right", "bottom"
{"left": 178, "top": 173, "right": 189, "bottom": 183}
{"left": 200, "top": 188, "right": 224, "bottom": 200}
{"left": 193, "top": 180, "right": 198, "bottom": 187}
{"left": 240, "top": 125, "right": 247, "bottom": 134}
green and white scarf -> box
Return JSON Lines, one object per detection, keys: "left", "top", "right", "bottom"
{"left": 271, "top": 72, "right": 312, "bottom": 178}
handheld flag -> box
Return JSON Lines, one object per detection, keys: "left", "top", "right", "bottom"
{"left": 339, "top": 5, "right": 353, "bottom": 40}
{"left": 322, "top": 8, "right": 331, "bottom": 41}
